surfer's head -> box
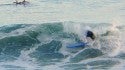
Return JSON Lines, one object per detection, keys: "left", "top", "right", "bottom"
{"left": 86, "top": 30, "right": 95, "bottom": 40}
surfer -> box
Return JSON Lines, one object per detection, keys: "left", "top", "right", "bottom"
{"left": 67, "top": 30, "right": 96, "bottom": 48}
{"left": 13, "top": 0, "right": 29, "bottom": 5}
{"left": 66, "top": 30, "right": 96, "bottom": 48}
{"left": 85, "top": 30, "right": 95, "bottom": 45}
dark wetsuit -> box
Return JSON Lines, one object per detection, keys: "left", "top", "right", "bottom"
{"left": 86, "top": 30, "right": 95, "bottom": 40}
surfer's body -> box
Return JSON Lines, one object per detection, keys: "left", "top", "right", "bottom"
{"left": 85, "top": 30, "right": 95, "bottom": 46}
{"left": 67, "top": 30, "right": 95, "bottom": 48}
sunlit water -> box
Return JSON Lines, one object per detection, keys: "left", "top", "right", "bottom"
{"left": 0, "top": 0, "right": 125, "bottom": 24}
{"left": 0, "top": 0, "right": 125, "bottom": 70}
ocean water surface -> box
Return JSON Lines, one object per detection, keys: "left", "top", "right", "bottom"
{"left": 0, "top": 0, "right": 125, "bottom": 70}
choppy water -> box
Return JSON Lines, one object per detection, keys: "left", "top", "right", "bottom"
{"left": 0, "top": 23, "right": 125, "bottom": 70}
{"left": 0, "top": 0, "right": 125, "bottom": 70}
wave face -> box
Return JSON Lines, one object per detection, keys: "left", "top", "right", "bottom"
{"left": 0, "top": 22, "right": 125, "bottom": 70}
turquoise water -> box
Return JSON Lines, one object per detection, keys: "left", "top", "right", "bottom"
{"left": 0, "top": 23, "right": 125, "bottom": 70}
{"left": 0, "top": 0, "right": 125, "bottom": 70}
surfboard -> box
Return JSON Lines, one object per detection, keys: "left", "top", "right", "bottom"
{"left": 67, "top": 42, "right": 88, "bottom": 48}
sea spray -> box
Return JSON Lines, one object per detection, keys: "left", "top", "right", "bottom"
{"left": 0, "top": 23, "right": 124, "bottom": 70}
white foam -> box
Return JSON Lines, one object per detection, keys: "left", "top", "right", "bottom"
{"left": 42, "top": 65, "right": 65, "bottom": 70}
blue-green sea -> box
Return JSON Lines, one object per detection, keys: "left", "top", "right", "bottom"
{"left": 0, "top": 0, "right": 125, "bottom": 70}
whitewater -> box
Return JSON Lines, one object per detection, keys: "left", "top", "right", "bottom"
{"left": 0, "top": 0, "right": 125, "bottom": 70}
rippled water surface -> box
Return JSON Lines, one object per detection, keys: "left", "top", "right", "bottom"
{"left": 0, "top": 0, "right": 125, "bottom": 70}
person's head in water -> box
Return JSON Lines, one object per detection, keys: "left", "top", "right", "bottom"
{"left": 86, "top": 30, "right": 95, "bottom": 40}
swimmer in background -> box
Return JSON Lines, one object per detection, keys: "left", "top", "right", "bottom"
{"left": 13, "top": 0, "right": 29, "bottom": 5}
